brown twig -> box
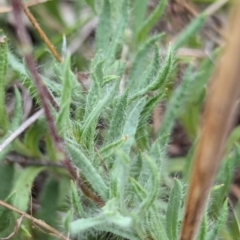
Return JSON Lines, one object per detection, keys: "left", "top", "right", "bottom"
{"left": 11, "top": 0, "right": 104, "bottom": 207}
{"left": 179, "top": 1, "right": 240, "bottom": 239}
{"left": 21, "top": 2, "right": 62, "bottom": 63}
{"left": 0, "top": 200, "right": 70, "bottom": 240}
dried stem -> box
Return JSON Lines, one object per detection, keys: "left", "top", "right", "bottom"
{"left": 179, "top": 1, "right": 240, "bottom": 239}
{"left": 0, "top": 200, "right": 70, "bottom": 240}
{"left": 21, "top": 2, "right": 62, "bottom": 63}
{"left": 11, "top": 0, "right": 104, "bottom": 206}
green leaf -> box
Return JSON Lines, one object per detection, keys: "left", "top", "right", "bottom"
{"left": 135, "top": 91, "right": 164, "bottom": 150}
{"left": 132, "top": 0, "right": 148, "bottom": 37}
{"left": 96, "top": 224, "right": 139, "bottom": 240}
{"left": 0, "top": 163, "right": 14, "bottom": 200}
{"left": 139, "top": 44, "right": 160, "bottom": 90}
{"left": 108, "top": 91, "right": 128, "bottom": 143}
{"left": 130, "top": 153, "right": 143, "bottom": 181}
{"left": 137, "top": 154, "right": 159, "bottom": 216}
{"left": 106, "top": 0, "right": 128, "bottom": 64}
{"left": 56, "top": 55, "right": 73, "bottom": 137}
{"left": 121, "top": 98, "right": 146, "bottom": 154}
{"left": 83, "top": 60, "right": 104, "bottom": 122}
{"left": 85, "top": 0, "right": 95, "bottom": 12}
{"left": 111, "top": 151, "right": 130, "bottom": 205}
{"left": 173, "top": 14, "right": 206, "bottom": 49}
{"left": 206, "top": 199, "right": 228, "bottom": 240}
{"left": 10, "top": 87, "right": 22, "bottom": 130}
{"left": 102, "top": 198, "right": 133, "bottom": 228}
{"left": 197, "top": 212, "right": 208, "bottom": 240}
{"left": 24, "top": 119, "right": 47, "bottom": 157}
{"left": 0, "top": 34, "right": 8, "bottom": 131}
{"left": 35, "top": 176, "right": 59, "bottom": 240}
{"left": 70, "top": 215, "right": 105, "bottom": 234}
{"left": 95, "top": 0, "right": 111, "bottom": 55}
{"left": 129, "top": 177, "right": 147, "bottom": 201}
{"left": 157, "top": 66, "right": 194, "bottom": 147}
{"left": 166, "top": 178, "right": 182, "bottom": 240}
{"left": 69, "top": 181, "right": 85, "bottom": 218}
{"left": 67, "top": 143, "right": 108, "bottom": 201}
{"left": 81, "top": 81, "right": 119, "bottom": 149}
{"left": 0, "top": 195, "right": 15, "bottom": 234}
{"left": 210, "top": 154, "right": 234, "bottom": 218}
{"left": 100, "top": 136, "right": 128, "bottom": 159}
{"left": 13, "top": 167, "right": 45, "bottom": 211}
{"left": 148, "top": 208, "right": 169, "bottom": 240}
{"left": 137, "top": 0, "right": 167, "bottom": 44}
{"left": 131, "top": 46, "right": 174, "bottom": 100}
{"left": 37, "top": 176, "right": 59, "bottom": 225}
{"left": 128, "top": 34, "right": 164, "bottom": 92}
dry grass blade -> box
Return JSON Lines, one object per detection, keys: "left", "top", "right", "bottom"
{"left": 179, "top": 1, "right": 240, "bottom": 239}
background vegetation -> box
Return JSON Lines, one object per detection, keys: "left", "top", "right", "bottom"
{"left": 0, "top": 0, "right": 240, "bottom": 239}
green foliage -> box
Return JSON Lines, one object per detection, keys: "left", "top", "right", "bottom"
{"left": 174, "top": 14, "right": 206, "bottom": 50}
{"left": 13, "top": 167, "right": 45, "bottom": 212}
{"left": 0, "top": 34, "right": 8, "bottom": 131}
{"left": 137, "top": 0, "right": 167, "bottom": 44}
{"left": 0, "top": 0, "right": 236, "bottom": 239}
{"left": 132, "top": 0, "right": 148, "bottom": 36}
{"left": 0, "top": 163, "right": 14, "bottom": 200}
{"left": 95, "top": 0, "right": 111, "bottom": 55}
{"left": 131, "top": 46, "right": 175, "bottom": 100}
{"left": 33, "top": 176, "right": 60, "bottom": 240}
{"left": 166, "top": 178, "right": 183, "bottom": 240}
{"left": 157, "top": 66, "right": 195, "bottom": 148}
{"left": 127, "top": 34, "right": 164, "bottom": 92}
{"left": 67, "top": 143, "right": 108, "bottom": 201}
{"left": 56, "top": 55, "right": 73, "bottom": 137}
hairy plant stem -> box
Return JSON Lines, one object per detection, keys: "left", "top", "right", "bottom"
{"left": 11, "top": 0, "right": 104, "bottom": 207}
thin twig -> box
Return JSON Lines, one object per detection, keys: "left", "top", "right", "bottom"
{"left": 0, "top": 200, "right": 70, "bottom": 240}
{"left": 180, "top": 1, "right": 240, "bottom": 239}
{"left": 0, "top": 109, "right": 44, "bottom": 153}
{"left": 21, "top": 2, "right": 62, "bottom": 63}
